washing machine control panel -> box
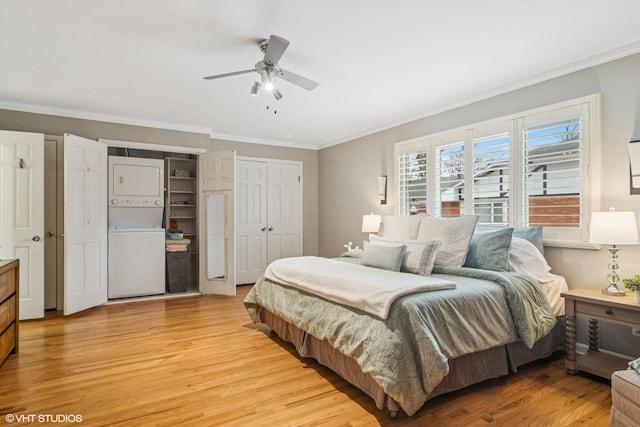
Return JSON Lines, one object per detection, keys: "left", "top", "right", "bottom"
{"left": 110, "top": 198, "right": 163, "bottom": 207}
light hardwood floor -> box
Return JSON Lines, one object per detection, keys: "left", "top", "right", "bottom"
{"left": 0, "top": 285, "right": 611, "bottom": 426}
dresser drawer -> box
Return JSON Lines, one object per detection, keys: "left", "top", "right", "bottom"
{"left": 575, "top": 300, "right": 640, "bottom": 326}
{"left": 0, "top": 268, "right": 15, "bottom": 303}
{"left": 0, "top": 295, "right": 15, "bottom": 333}
{"left": 0, "top": 322, "right": 16, "bottom": 366}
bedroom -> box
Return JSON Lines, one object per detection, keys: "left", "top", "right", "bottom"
{"left": 1, "top": 0, "right": 640, "bottom": 425}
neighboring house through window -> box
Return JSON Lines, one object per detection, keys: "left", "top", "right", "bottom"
{"left": 395, "top": 94, "right": 600, "bottom": 244}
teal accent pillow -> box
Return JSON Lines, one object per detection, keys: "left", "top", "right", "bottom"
{"left": 361, "top": 241, "right": 406, "bottom": 272}
{"left": 513, "top": 227, "right": 544, "bottom": 255}
{"left": 464, "top": 228, "right": 514, "bottom": 271}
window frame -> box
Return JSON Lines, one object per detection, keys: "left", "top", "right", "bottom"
{"left": 394, "top": 94, "right": 601, "bottom": 246}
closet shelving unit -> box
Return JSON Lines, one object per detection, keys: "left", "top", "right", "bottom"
{"left": 165, "top": 156, "right": 198, "bottom": 285}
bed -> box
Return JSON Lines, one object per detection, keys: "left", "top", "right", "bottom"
{"left": 244, "top": 217, "right": 568, "bottom": 418}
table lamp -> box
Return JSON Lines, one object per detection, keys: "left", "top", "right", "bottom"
{"left": 362, "top": 214, "right": 381, "bottom": 233}
{"left": 588, "top": 207, "right": 640, "bottom": 295}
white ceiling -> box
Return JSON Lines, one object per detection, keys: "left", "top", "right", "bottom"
{"left": 2, "top": 1, "right": 640, "bottom": 150}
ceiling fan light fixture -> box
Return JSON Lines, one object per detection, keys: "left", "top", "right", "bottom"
{"left": 263, "top": 69, "right": 275, "bottom": 91}
{"left": 250, "top": 81, "right": 261, "bottom": 96}
{"left": 273, "top": 88, "right": 282, "bottom": 100}
{"left": 203, "top": 35, "right": 319, "bottom": 96}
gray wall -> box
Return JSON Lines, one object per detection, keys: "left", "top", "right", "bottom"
{"left": 319, "top": 53, "right": 640, "bottom": 285}
{"left": 319, "top": 53, "right": 640, "bottom": 356}
{"left": 0, "top": 109, "right": 319, "bottom": 256}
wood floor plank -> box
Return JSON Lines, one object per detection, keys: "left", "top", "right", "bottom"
{"left": 0, "top": 285, "right": 612, "bottom": 426}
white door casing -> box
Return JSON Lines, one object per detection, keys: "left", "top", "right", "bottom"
{"left": 63, "top": 134, "right": 108, "bottom": 315}
{"left": 199, "top": 150, "right": 236, "bottom": 295}
{"left": 0, "top": 130, "right": 45, "bottom": 320}
{"left": 236, "top": 160, "right": 267, "bottom": 285}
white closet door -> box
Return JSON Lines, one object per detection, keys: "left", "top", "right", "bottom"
{"left": 63, "top": 134, "right": 108, "bottom": 315}
{"left": 267, "top": 162, "right": 301, "bottom": 264}
{"left": 236, "top": 160, "right": 267, "bottom": 285}
{"left": 0, "top": 130, "right": 45, "bottom": 319}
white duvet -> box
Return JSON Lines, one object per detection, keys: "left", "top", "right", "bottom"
{"left": 264, "top": 256, "right": 456, "bottom": 319}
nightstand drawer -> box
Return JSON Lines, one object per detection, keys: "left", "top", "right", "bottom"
{"left": 575, "top": 300, "right": 640, "bottom": 326}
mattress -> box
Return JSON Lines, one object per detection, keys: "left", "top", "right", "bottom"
{"left": 539, "top": 273, "right": 569, "bottom": 316}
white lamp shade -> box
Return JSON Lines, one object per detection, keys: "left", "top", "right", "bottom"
{"left": 362, "top": 214, "right": 381, "bottom": 233}
{"left": 589, "top": 210, "right": 640, "bottom": 245}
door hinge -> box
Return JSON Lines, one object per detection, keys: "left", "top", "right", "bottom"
{"left": 298, "top": 176, "right": 301, "bottom": 182}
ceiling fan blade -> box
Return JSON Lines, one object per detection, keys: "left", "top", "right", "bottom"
{"left": 203, "top": 69, "right": 255, "bottom": 80}
{"left": 277, "top": 68, "right": 319, "bottom": 91}
{"left": 263, "top": 35, "right": 289, "bottom": 66}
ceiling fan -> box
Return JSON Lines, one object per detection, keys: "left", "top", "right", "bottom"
{"left": 203, "top": 34, "right": 319, "bottom": 100}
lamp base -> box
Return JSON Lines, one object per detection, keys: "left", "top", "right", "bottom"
{"left": 602, "top": 283, "right": 628, "bottom": 296}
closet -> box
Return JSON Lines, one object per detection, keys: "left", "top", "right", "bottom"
{"left": 236, "top": 158, "right": 302, "bottom": 284}
{"left": 3, "top": 131, "right": 240, "bottom": 319}
{"left": 165, "top": 156, "right": 199, "bottom": 282}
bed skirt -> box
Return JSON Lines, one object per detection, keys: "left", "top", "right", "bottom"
{"left": 256, "top": 306, "right": 566, "bottom": 417}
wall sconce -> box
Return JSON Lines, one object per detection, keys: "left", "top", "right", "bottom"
{"left": 377, "top": 176, "right": 387, "bottom": 205}
{"left": 629, "top": 139, "right": 640, "bottom": 194}
{"left": 362, "top": 213, "right": 382, "bottom": 233}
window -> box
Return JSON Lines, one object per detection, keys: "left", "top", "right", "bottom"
{"left": 397, "top": 149, "right": 427, "bottom": 215}
{"left": 394, "top": 95, "right": 599, "bottom": 243}
{"left": 435, "top": 142, "right": 465, "bottom": 217}
{"left": 472, "top": 132, "right": 510, "bottom": 225}
{"left": 522, "top": 118, "right": 582, "bottom": 228}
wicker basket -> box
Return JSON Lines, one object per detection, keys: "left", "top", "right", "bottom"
{"left": 166, "top": 250, "right": 190, "bottom": 292}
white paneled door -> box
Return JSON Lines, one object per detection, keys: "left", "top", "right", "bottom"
{"left": 0, "top": 130, "right": 45, "bottom": 319}
{"left": 236, "top": 160, "right": 268, "bottom": 285}
{"left": 235, "top": 158, "right": 301, "bottom": 284}
{"left": 63, "top": 134, "right": 108, "bottom": 315}
{"left": 267, "top": 162, "right": 301, "bottom": 264}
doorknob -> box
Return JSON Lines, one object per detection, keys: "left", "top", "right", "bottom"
{"left": 32, "top": 235, "right": 41, "bottom": 242}
{"left": 261, "top": 227, "right": 267, "bottom": 231}
{"left": 47, "top": 231, "right": 56, "bottom": 238}
{"left": 268, "top": 227, "right": 274, "bottom": 231}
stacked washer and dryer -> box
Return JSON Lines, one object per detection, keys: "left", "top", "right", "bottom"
{"left": 108, "top": 156, "right": 166, "bottom": 299}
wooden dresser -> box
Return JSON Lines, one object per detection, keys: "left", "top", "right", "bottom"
{"left": 0, "top": 259, "right": 19, "bottom": 366}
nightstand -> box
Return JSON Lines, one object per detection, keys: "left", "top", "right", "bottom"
{"left": 562, "top": 288, "right": 640, "bottom": 379}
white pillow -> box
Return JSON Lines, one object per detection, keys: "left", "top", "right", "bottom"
{"left": 380, "top": 215, "right": 422, "bottom": 240}
{"left": 508, "top": 237, "right": 552, "bottom": 282}
{"left": 369, "top": 235, "right": 442, "bottom": 275}
{"left": 417, "top": 215, "right": 479, "bottom": 267}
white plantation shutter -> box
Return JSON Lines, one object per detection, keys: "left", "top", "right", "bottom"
{"left": 472, "top": 132, "right": 510, "bottom": 225}
{"left": 522, "top": 118, "right": 582, "bottom": 228}
{"left": 395, "top": 95, "right": 598, "bottom": 244}
{"left": 397, "top": 149, "right": 427, "bottom": 215}
{"left": 435, "top": 142, "right": 465, "bottom": 217}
